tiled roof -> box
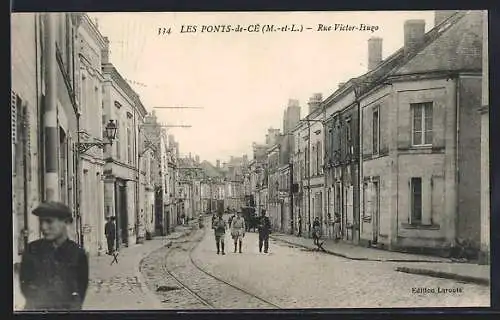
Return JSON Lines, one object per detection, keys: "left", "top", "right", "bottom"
{"left": 393, "top": 11, "right": 482, "bottom": 75}
{"left": 322, "top": 11, "right": 477, "bottom": 105}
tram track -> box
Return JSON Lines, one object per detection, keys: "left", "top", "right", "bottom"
{"left": 145, "top": 222, "right": 282, "bottom": 309}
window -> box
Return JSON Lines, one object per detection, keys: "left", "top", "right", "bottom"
{"left": 410, "top": 177, "right": 422, "bottom": 224}
{"left": 81, "top": 75, "right": 86, "bottom": 127}
{"left": 345, "top": 117, "right": 352, "bottom": 157}
{"left": 94, "top": 86, "right": 99, "bottom": 137}
{"left": 373, "top": 107, "right": 379, "bottom": 154}
{"left": 411, "top": 102, "right": 433, "bottom": 146}
{"left": 317, "top": 141, "right": 322, "bottom": 174}
{"left": 334, "top": 183, "right": 341, "bottom": 215}
{"left": 127, "top": 127, "right": 132, "bottom": 164}
{"left": 65, "top": 14, "right": 72, "bottom": 76}
{"left": 311, "top": 145, "right": 317, "bottom": 175}
{"left": 115, "top": 122, "right": 120, "bottom": 160}
{"left": 59, "top": 128, "right": 68, "bottom": 204}
{"left": 362, "top": 182, "right": 369, "bottom": 218}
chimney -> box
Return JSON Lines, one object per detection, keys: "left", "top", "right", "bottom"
{"left": 102, "top": 36, "right": 110, "bottom": 64}
{"left": 216, "top": 160, "right": 220, "bottom": 168}
{"left": 308, "top": 93, "right": 323, "bottom": 114}
{"left": 434, "top": 10, "right": 458, "bottom": 27}
{"left": 283, "top": 109, "right": 288, "bottom": 134}
{"left": 368, "top": 37, "right": 383, "bottom": 71}
{"left": 195, "top": 155, "right": 200, "bottom": 163}
{"left": 288, "top": 99, "right": 299, "bottom": 107}
{"left": 404, "top": 20, "right": 426, "bottom": 54}
{"left": 338, "top": 82, "right": 346, "bottom": 88}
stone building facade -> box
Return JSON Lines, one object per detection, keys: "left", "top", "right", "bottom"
{"left": 359, "top": 11, "right": 483, "bottom": 255}
{"left": 102, "top": 58, "right": 147, "bottom": 247}
{"left": 76, "top": 14, "right": 107, "bottom": 255}
{"left": 479, "top": 10, "right": 489, "bottom": 264}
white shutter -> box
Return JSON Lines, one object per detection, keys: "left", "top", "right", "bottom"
{"left": 11, "top": 90, "right": 17, "bottom": 144}
{"left": 367, "top": 182, "right": 373, "bottom": 218}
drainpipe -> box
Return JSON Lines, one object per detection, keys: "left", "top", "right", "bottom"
{"left": 453, "top": 76, "right": 460, "bottom": 247}
{"left": 34, "top": 13, "right": 40, "bottom": 242}
{"left": 22, "top": 108, "right": 29, "bottom": 249}
{"left": 73, "top": 17, "right": 83, "bottom": 248}
{"left": 353, "top": 84, "right": 362, "bottom": 244}
{"left": 43, "top": 13, "right": 59, "bottom": 202}
{"left": 308, "top": 119, "right": 311, "bottom": 237}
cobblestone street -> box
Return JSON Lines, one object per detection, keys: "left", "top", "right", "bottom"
{"left": 83, "top": 226, "right": 193, "bottom": 310}
{"left": 135, "top": 219, "right": 490, "bottom": 309}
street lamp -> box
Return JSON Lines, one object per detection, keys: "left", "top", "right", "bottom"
{"left": 77, "top": 120, "right": 117, "bottom": 153}
{"left": 75, "top": 119, "right": 117, "bottom": 248}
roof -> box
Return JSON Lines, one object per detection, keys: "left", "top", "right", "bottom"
{"left": 393, "top": 11, "right": 482, "bottom": 75}
{"left": 321, "top": 11, "right": 478, "bottom": 108}
{"left": 199, "top": 161, "right": 224, "bottom": 178}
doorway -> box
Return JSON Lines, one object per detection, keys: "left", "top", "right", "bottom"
{"left": 372, "top": 179, "right": 380, "bottom": 244}
{"left": 117, "top": 183, "right": 128, "bottom": 247}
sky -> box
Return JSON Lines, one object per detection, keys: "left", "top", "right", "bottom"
{"left": 89, "top": 11, "right": 435, "bottom": 164}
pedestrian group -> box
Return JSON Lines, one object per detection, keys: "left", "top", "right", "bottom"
{"left": 211, "top": 208, "right": 272, "bottom": 255}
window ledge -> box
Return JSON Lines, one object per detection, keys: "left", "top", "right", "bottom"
{"left": 401, "top": 223, "right": 440, "bottom": 230}
{"left": 410, "top": 144, "right": 432, "bottom": 149}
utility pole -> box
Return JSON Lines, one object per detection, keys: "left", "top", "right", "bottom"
{"left": 43, "top": 13, "right": 59, "bottom": 202}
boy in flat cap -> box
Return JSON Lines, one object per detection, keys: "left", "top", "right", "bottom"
{"left": 19, "top": 201, "right": 89, "bottom": 310}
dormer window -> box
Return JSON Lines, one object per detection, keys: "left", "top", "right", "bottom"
{"left": 114, "top": 101, "right": 122, "bottom": 109}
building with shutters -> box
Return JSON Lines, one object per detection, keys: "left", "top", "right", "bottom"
{"left": 292, "top": 120, "right": 308, "bottom": 236}
{"left": 102, "top": 49, "right": 148, "bottom": 247}
{"left": 357, "top": 11, "right": 484, "bottom": 255}
{"left": 11, "top": 13, "right": 81, "bottom": 265}
{"left": 76, "top": 14, "right": 107, "bottom": 256}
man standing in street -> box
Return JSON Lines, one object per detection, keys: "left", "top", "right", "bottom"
{"left": 105, "top": 216, "right": 116, "bottom": 255}
{"left": 19, "top": 202, "right": 89, "bottom": 310}
{"left": 298, "top": 214, "right": 302, "bottom": 237}
{"left": 212, "top": 211, "right": 227, "bottom": 255}
{"left": 258, "top": 209, "right": 271, "bottom": 253}
{"left": 230, "top": 211, "right": 246, "bottom": 253}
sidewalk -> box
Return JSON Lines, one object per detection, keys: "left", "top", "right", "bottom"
{"left": 83, "top": 225, "right": 193, "bottom": 310}
{"left": 270, "top": 233, "right": 452, "bottom": 262}
{"left": 394, "top": 263, "right": 490, "bottom": 286}
{"left": 270, "top": 233, "right": 490, "bottom": 286}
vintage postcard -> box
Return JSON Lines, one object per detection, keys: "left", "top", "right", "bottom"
{"left": 11, "top": 10, "right": 490, "bottom": 311}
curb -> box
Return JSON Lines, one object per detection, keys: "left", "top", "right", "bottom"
{"left": 394, "top": 266, "right": 490, "bottom": 286}
{"left": 136, "top": 241, "right": 173, "bottom": 309}
{"left": 135, "top": 227, "right": 195, "bottom": 309}
{"left": 270, "top": 235, "right": 452, "bottom": 263}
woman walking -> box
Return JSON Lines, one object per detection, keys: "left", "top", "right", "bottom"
{"left": 230, "top": 211, "right": 246, "bottom": 253}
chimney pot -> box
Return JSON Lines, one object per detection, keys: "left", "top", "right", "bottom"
{"left": 434, "top": 10, "right": 458, "bottom": 27}
{"left": 308, "top": 93, "right": 323, "bottom": 114}
{"left": 404, "top": 19, "right": 426, "bottom": 55}
{"left": 368, "top": 37, "right": 383, "bottom": 71}
{"left": 288, "top": 99, "right": 299, "bottom": 107}
{"left": 102, "top": 37, "right": 110, "bottom": 64}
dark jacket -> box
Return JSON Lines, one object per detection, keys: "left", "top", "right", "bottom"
{"left": 105, "top": 221, "right": 116, "bottom": 239}
{"left": 313, "top": 220, "right": 321, "bottom": 228}
{"left": 258, "top": 216, "right": 271, "bottom": 235}
{"left": 20, "top": 239, "right": 89, "bottom": 310}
